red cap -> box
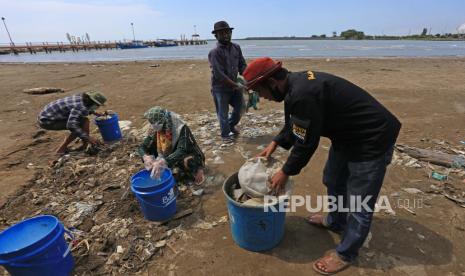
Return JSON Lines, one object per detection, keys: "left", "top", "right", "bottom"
{"left": 243, "top": 57, "right": 282, "bottom": 90}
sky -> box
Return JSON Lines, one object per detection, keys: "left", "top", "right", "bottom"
{"left": 1, "top": 0, "right": 465, "bottom": 43}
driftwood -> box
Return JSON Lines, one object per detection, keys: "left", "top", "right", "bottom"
{"left": 23, "top": 87, "right": 64, "bottom": 95}
{"left": 444, "top": 193, "right": 465, "bottom": 206}
{"left": 395, "top": 144, "right": 465, "bottom": 168}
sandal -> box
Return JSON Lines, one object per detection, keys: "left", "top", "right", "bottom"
{"left": 313, "top": 251, "right": 351, "bottom": 275}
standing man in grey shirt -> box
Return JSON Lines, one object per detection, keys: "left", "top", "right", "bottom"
{"left": 208, "top": 21, "right": 247, "bottom": 143}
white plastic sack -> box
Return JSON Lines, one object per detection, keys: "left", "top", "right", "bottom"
{"left": 238, "top": 157, "right": 271, "bottom": 198}
{"left": 238, "top": 157, "right": 281, "bottom": 198}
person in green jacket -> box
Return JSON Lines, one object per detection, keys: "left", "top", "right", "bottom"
{"left": 138, "top": 106, "right": 205, "bottom": 185}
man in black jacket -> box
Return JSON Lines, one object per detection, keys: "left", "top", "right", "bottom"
{"left": 243, "top": 57, "right": 401, "bottom": 274}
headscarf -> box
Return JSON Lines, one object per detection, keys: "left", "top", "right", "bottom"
{"left": 144, "top": 106, "right": 172, "bottom": 129}
{"left": 144, "top": 107, "right": 186, "bottom": 156}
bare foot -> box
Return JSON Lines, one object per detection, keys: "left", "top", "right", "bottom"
{"left": 305, "top": 214, "right": 328, "bottom": 227}
{"left": 305, "top": 214, "right": 344, "bottom": 235}
{"left": 313, "top": 251, "right": 350, "bottom": 275}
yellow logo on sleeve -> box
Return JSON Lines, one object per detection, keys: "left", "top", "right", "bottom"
{"left": 307, "top": 71, "right": 315, "bottom": 80}
{"left": 292, "top": 124, "right": 307, "bottom": 141}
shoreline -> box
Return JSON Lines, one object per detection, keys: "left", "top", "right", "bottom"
{"left": 2, "top": 55, "right": 465, "bottom": 65}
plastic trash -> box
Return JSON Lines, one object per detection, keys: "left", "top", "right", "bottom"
{"left": 242, "top": 198, "right": 264, "bottom": 207}
{"left": 150, "top": 158, "right": 167, "bottom": 179}
{"left": 237, "top": 157, "right": 290, "bottom": 199}
{"left": 247, "top": 91, "right": 259, "bottom": 111}
{"left": 119, "top": 120, "right": 132, "bottom": 132}
{"left": 238, "top": 157, "right": 270, "bottom": 198}
{"left": 143, "top": 156, "right": 168, "bottom": 179}
{"left": 452, "top": 155, "right": 465, "bottom": 168}
{"left": 431, "top": 171, "right": 447, "bottom": 181}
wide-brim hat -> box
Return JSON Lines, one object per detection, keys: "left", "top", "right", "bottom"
{"left": 86, "top": 91, "right": 106, "bottom": 106}
{"left": 243, "top": 57, "right": 283, "bottom": 90}
{"left": 212, "top": 21, "right": 234, "bottom": 34}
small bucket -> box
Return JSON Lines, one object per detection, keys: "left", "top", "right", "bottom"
{"left": 130, "top": 169, "right": 177, "bottom": 221}
{"left": 95, "top": 113, "right": 122, "bottom": 142}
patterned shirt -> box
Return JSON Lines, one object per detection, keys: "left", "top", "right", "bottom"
{"left": 38, "top": 94, "right": 91, "bottom": 141}
{"left": 208, "top": 42, "right": 247, "bottom": 90}
{"left": 137, "top": 125, "right": 205, "bottom": 173}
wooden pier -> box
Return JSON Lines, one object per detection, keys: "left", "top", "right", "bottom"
{"left": 174, "top": 39, "right": 208, "bottom": 46}
{"left": 0, "top": 39, "right": 208, "bottom": 55}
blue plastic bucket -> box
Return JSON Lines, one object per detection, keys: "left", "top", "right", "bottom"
{"left": 0, "top": 215, "right": 74, "bottom": 276}
{"left": 95, "top": 113, "right": 122, "bottom": 142}
{"left": 223, "top": 173, "right": 286, "bottom": 252}
{"left": 131, "top": 169, "right": 174, "bottom": 193}
{"left": 130, "top": 169, "right": 177, "bottom": 221}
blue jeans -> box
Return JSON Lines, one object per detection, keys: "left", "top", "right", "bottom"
{"left": 212, "top": 88, "right": 244, "bottom": 138}
{"left": 322, "top": 145, "right": 394, "bottom": 262}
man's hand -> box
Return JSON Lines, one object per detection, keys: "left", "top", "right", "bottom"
{"left": 257, "top": 141, "right": 278, "bottom": 159}
{"left": 88, "top": 136, "right": 101, "bottom": 146}
{"left": 270, "top": 169, "right": 289, "bottom": 195}
{"left": 235, "top": 82, "right": 246, "bottom": 91}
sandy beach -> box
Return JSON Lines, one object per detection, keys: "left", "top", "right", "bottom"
{"left": 1, "top": 58, "right": 465, "bottom": 275}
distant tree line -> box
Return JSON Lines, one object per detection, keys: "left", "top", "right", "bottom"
{"left": 244, "top": 28, "right": 464, "bottom": 41}
{"left": 337, "top": 28, "right": 464, "bottom": 40}
{"left": 340, "top": 29, "right": 365, "bottom": 40}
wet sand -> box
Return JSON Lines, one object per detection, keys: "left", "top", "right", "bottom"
{"left": 1, "top": 58, "right": 465, "bottom": 275}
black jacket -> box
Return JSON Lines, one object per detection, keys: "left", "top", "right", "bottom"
{"left": 275, "top": 71, "right": 401, "bottom": 176}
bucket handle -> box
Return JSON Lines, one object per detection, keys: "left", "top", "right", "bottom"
{"left": 62, "top": 228, "right": 75, "bottom": 258}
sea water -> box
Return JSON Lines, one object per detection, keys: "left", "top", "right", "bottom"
{"left": 1, "top": 40, "right": 464, "bottom": 63}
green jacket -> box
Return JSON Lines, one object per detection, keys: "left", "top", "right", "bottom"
{"left": 137, "top": 125, "right": 205, "bottom": 172}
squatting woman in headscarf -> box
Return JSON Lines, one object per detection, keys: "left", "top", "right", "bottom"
{"left": 138, "top": 107, "right": 205, "bottom": 185}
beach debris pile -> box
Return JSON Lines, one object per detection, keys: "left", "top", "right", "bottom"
{"left": 183, "top": 110, "right": 286, "bottom": 166}
{"left": 0, "top": 110, "right": 288, "bottom": 274}
{"left": 0, "top": 125, "right": 227, "bottom": 275}
{"left": 392, "top": 140, "right": 465, "bottom": 207}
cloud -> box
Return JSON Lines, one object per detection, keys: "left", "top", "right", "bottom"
{"left": 0, "top": 0, "right": 162, "bottom": 42}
